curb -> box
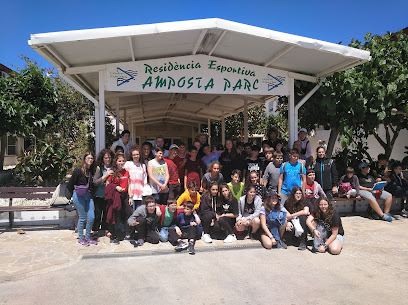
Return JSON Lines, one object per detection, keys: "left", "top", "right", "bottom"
{"left": 82, "top": 242, "right": 263, "bottom": 260}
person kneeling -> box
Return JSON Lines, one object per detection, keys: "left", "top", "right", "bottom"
{"left": 306, "top": 197, "right": 344, "bottom": 255}
{"left": 128, "top": 196, "right": 161, "bottom": 246}
{"left": 235, "top": 185, "right": 262, "bottom": 239}
{"left": 169, "top": 202, "right": 201, "bottom": 255}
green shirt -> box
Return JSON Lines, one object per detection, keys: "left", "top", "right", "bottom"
{"left": 162, "top": 207, "right": 174, "bottom": 227}
{"left": 227, "top": 182, "right": 245, "bottom": 201}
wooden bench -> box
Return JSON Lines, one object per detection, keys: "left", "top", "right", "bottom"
{"left": 0, "top": 187, "right": 64, "bottom": 227}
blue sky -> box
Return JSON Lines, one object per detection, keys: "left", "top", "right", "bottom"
{"left": 1, "top": 0, "right": 407, "bottom": 70}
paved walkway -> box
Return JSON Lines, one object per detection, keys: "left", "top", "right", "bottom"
{"left": 0, "top": 215, "right": 407, "bottom": 283}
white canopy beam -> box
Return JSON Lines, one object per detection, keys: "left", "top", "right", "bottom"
{"left": 192, "top": 29, "right": 208, "bottom": 55}
{"left": 98, "top": 71, "right": 106, "bottom": 152}
{"left": 127, "top": 37, "right": 136, "bottom": 61}
{"left": 208, "top": 30, "right": 227, "bottom": 56}
{"left": 263, "top": 45, "right": 295, "bottom": 67}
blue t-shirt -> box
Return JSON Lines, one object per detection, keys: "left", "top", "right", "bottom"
{"left": 279, "top": 162, "right": 305, "bottom": 194}
{"left": 201, "top": 151, "right": 222, "bottom": 170}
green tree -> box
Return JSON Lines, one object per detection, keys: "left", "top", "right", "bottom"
{"left": 299, "top": 31, "right": 408, "bottom": 159}
{"left": 0, "top": 59, "right": 57, "bottom": 170}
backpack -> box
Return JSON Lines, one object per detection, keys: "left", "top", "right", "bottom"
{"left": 338, "top": 182, "right": 352, "bottom": 194}
{"left": 301, "top": 140, "right": 309, "bottom": 156}
{"left": 282, "top": 161, "right": 305, "bottom": 177}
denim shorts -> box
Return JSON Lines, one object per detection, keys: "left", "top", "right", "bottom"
{"left": 336, "top": 234, "right": 344, "bottom": 245}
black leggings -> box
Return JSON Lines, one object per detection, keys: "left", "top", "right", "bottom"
{"left": 108, "top": 193, "right": 134, "bottom": 238}
{"left": 289, "top": 215, "right": 308, "bottom": 242}
{"left": 168, "top": 226, "right": 198, "bottom": 245}
{"left": 201, "top": 213, "right": 216, "bottom": 234}
{"left": 92, "top": 196, "right": 107, "bottom": 231}
{"left": 213, "top": 216, "right": 235, "bottom": 235}
{"left": 135, "top": 216, "right": 159, "bottom": 244}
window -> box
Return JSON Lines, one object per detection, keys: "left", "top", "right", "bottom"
{"left": 0, "top": 71, "right": 8, "bottom": 78}
{"left": 6, "top": 135, "right": 17, "bottom": 156}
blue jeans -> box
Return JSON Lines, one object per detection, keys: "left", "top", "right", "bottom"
{"left": 159, "top": 227, "right": 169, "bottom": 242}
{"left": 73, "top": 191, "right": 95, "bottom": 239}
{"left": 133, "top": 199, "right": 143, "bottom": 211}
{"left": 153, "top": 193, "right": 169, "bottom": 205}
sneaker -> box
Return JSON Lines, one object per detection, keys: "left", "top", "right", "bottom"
{"left": 137, "top": 239, "right": 145, "bottom": 246}
{"left": 175, "top": 241, "right": 188, "bottom": 252}
{"left": 78, "top": 238, "right": 90, "bottom": 247}
{"left": 110, "top": 238, "right": 120, "bottom": 244}
{"left": 124, "top": 235, "right": 134, "bottom": 241}
{"left": 401, "top": 209, "right": 408, "bottom": 218}
{"left": 201, "top": 233, "right": 213, "bottom": 243}
{"left": 280, "top": 241, "right": 288, "bottom": 249}
{"left": 311, "top": 247, "right": 318, "bottom": 253}
{"left": 87, "top": 238, "right": 98, "bottom": 245}
{"left": 223, "top": 234, "right": 237, "bottom": 243}
{"left": 187, "top": 241, "right": 195, "bottom": 255}
{"left": 381, "top": 214, "right": 393, "bottom": 222}
{"left": 298, "top": 241, "right": 307, "bottom": 251}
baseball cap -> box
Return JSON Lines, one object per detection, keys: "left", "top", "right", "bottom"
{"left": 169, "top": 144, "right": 179, "bottom": 150}
{"left": 299, "top": 128, "right": 307, "bottom": 133}
{"left": 359, "top": 162, "right": 369, "bottom": 169}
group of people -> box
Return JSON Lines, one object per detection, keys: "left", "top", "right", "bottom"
{"left": 67, "top": 128, "right": 408, "bottom": 255}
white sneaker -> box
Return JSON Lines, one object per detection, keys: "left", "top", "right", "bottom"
{"left": 223, "top": 234, "right": 237, "bottom": 243}
{"left": 401, "top": 209, "right": 408, "bottom": 218}
{"left": 201, "top": 233, "right": 213, "bottom": 243}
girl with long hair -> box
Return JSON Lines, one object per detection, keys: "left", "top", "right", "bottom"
{"left": 199, "top": 181, "right": 220, "bottom": 243}
{"left": 67, "top": 152, "right": 96, "bottom": 246}
{"left": 260, "top": 191, "right": 288, "bottom": 249}
{"left": 124, "top": 147, "right": 147, "bottom": 211}
{"left": 92, "top": 149, "right": 114, "bottom": 237}
{"left": 219, "top": 139, "right": 239, "bottom": 183}
{"left": 201, "top": 161, "right": 224, "bottom": 191}
{"left": 284, "top": 186, "right": 309, "bottom": 250}
{"left": 245, "top": 170, "right": 268, "bottom": 201}
{"left": 306, "top": 197, "right": 344, "bottom": 254}
{"left": 106, "top": 153, "right": 133, "bottom": 243}
{"left": 235, "top": 185, "right": 262, "bottom": 237}
{"left": 214, "top": 183, "right": 239, "bottom": 243}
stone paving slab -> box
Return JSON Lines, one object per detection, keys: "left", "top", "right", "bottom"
{"left": 0, "top": 215, "right": 407, "bottom": 283}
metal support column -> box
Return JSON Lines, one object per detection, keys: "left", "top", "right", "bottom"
{"left": 207, "top": 118, "right": 211, "bottom": 146}
{"left": 244, "top": 100, "right": 248, "bottom": 143}
{"left": 288, "top": 77, "right": 296, "bottom": 148}
{"left": 116, "top": 98, "right": 120, "bottom": 137}
{"left": 221, "top": 112, "right": 225, "bottom": 144}
{"left": 99, "top": 71, "right": 106, "bottom": 151}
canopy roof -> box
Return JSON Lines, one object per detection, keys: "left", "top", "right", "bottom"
{"left": 29, "top": 18, "right": 370, "bottom": 126}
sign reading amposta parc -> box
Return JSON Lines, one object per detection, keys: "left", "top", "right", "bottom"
{"left": 106, "top": 55, "right": 288, "bottom": 95}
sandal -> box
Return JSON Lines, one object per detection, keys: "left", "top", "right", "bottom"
{"left": 105, "top": 231, "right": 112, "bottom": 238}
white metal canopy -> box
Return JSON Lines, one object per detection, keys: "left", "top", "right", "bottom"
{"left": 28, "top": 18, "right": 370, "bottom": 151}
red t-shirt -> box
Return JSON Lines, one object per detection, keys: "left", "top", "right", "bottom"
{"left": 164, "top": 157, "right": 179, "bottom": 185}
{"left": 107, "top": 169, "right": 130, "bottom": 192}
{"left": 185, "top": 158, "right": 205, "bottom": 187}
{"left": 305, "top": 182, "right": 315, "bottom": 198}
{"left": 174, "top": 154, "right": 189, "bottom": 183}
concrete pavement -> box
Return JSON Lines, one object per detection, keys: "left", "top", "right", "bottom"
{"left": 0, "top": 215, "right": 407, "bottom": 304}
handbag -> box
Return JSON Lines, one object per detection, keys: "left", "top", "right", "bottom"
{"left": 50, "top": 183, "right": 72, "bottom": 206}
{"left": 74, "top": 172, "right": 91, "bottom": 197}
{"left": 292, "top": 217, "right": 304, "bottom": 237}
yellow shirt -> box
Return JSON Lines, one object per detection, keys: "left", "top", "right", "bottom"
{"left": 177, "top": 189, "right": 201, "bottom": 210}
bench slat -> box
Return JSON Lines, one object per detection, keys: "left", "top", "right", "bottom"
{"left": 0, "top": 194, "right": 53, "bottom": 199}
{"left": 0, "top": 206, "right": 63, "bottom": 212}
{"left": 0, "top": 187, "right": 56, "bottom": 193}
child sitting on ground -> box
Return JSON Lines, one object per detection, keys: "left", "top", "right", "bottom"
{"left": 157, "top": 199, "right": 181, "bottom": 243}
{"left": 177, "top": 180, "right": 201, "bottom": 210}
{"left": 338, "top": 167, "right": 361, "bottom": 199}
{"left": 128, "top": 196, "right": 162, "bottom": 246}
{"left": 168, "top": 201, "right": 201, "bottom": 255}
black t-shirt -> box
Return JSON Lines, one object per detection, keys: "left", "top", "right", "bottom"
{"left": 217, "top": 197, "right": 239, "bottom": 216}
{"left": 358, "top": 173, "right": 375, "bottom": 188}
{"left": 244, "top": 199, "right": 255, "bottom": 215}
{"left": 312, "top": 211, "right": 344, "bottom": 236}
{"left": 245, "top": 158, "right": 262, "bottom": 177}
